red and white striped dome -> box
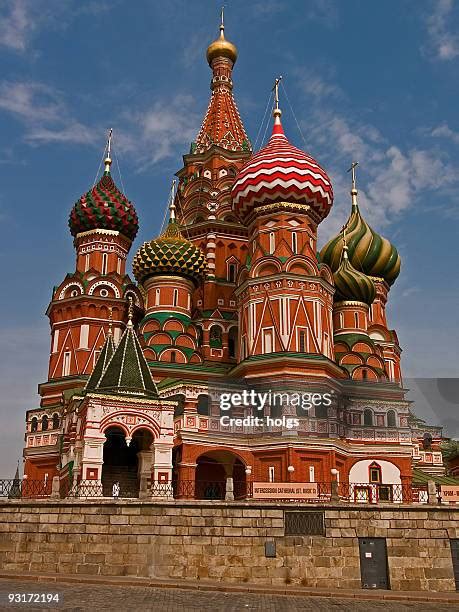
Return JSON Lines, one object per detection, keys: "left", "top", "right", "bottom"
{"left": 232, "top": 114, "right": 333, "bottom": 222}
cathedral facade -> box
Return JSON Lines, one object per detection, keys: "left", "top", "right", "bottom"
{"left": 23, "top": 18, "right": 445, "bottom": 500}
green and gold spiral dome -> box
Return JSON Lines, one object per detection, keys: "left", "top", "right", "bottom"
{"left": 333, "top": 245, "right": 376, "bottom": 305}
{"left": 320, "top": 192, "right": 401, "bottom": 286}
{"left": 133, "top": 215, "right": 206, "bottom": 285}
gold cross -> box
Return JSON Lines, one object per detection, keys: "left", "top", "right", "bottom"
{"left": 347, "top": 161, "right": 358, "bottom": 191}
{"left": 272, "top": 76, "right": 283, "bottom": 111}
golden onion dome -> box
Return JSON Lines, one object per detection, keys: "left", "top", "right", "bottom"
{"left": 206, "top": 21, "right": 237, "bottom": 66}
{"left": 132, "top": 218, "right": 206, "bottom": 285}
{"left": 333, "top": 246, "right": 376, "bottom": 305}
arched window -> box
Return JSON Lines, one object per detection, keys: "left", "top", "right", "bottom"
{"left": 195, "top": 325, "right": 203, "bottom": 346}
{"left": 52, "top": 414, "right": 60, "bottom": 430}
{"left": 387, "top": 410, "right": 396, "bottom": 427}
{"left": 41, "top": 415, "right": 49, "bottom": 431}
{"left": 31, "top": 417, "right": 38, "bottom": 432}
{"left": 170, "top": 351, "right": 176, "bottom": 363}
{"left": 197, "top": 394, "right": 210, "bottom": 416}
{"left": 228, "top": 263, "right": 236, "bottom": 283}
{"left": 369, "top": 462, "right": 382, "bottom": 483}
{"left": 209, "top": 325, "right": 222, "bottom": 348}
{"left": 363, "top": 409, "right": 373, "bottom": 426}
{"left": 228, "top": 327, "right": 238, "bottom": 358}
{"left": 291, "top": 232, "right": 297, "bottom": 254}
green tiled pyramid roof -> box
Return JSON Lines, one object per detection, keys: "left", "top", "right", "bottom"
{"left": 85, "top": 332, "right": 115, "bottom": 391}
{"left": 88, "top": 323, "right": 158, "bottom": 398}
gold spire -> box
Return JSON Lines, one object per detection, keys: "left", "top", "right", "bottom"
{"left": 206, "top": 8, "right": 238, "bottom": 66}
{"left": 169, "top": 179, "right": 177, "bottom": 222}
{"left": 104, "top": 128, "right": 113, "bottom": 173}
{"left": 347, "top": 161, "right": 358, "bottom": 209}
{"left": 127, "top": 295, "right": 133, "bottom": 329}
{"left": 272, "top": 75, "right": 283, "bottom": 123}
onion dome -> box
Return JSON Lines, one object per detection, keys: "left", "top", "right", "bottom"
{"left": 206, "top": 9, "right": 237, "bottom": 66}
{"left": 320, "top": 165, "right": 400, "bottom": 285}
{"left": 133, "top": 198, "right": 206, "bottom": 285}
{"left": 69, "top": 148, "right": 138, "bottom": 241}
{"left": 333, "top": 244, "right": 376, "bottom": 305}
{"left": 232, "top": 105, "right": 333, "bottom": 222}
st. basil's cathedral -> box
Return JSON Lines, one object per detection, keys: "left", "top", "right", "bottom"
{"left": 23, "top": 16, "right": 448, "bottom": 500}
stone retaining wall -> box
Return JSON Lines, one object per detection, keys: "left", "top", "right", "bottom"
{"left": 0, "top": 501, "right": 458, "bottom": 591}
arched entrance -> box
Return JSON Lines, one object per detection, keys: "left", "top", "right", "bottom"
{"left": 101, "top": 426, "right": 153, "bottom": 497}
{"left": 195, "top": 450, "right": 246, "bottom": 500}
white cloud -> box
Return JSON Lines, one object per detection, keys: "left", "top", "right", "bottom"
{"left": 0, "top": 0, "right": 33, "bottom": 51}
{"left": 0, "top": 80, "right": 98, "bottom": 146}
{"left": 300, "top": 102, "right": 459, "bottom": 243}
{"left": 425, "top": 0, "right": 459, "bottom": 61}
{"left": 119, "top": 94, "right": 201, "bottom": 169}
{"left": 431, "top": 123, "right": 459, "bottom": 144}
{"left": 0, "top": 0, "right": 114, "bottom": 53}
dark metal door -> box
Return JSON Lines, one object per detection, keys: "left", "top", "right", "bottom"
{"left": 358, "top": 538, "right": 389, "bottom": 589}
{"left": 450, "top": 540, "right": 459, "bottom": 590}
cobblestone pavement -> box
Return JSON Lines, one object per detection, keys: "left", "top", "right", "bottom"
{"left": 1, "top": 581, "right": 459, "bottom": 612}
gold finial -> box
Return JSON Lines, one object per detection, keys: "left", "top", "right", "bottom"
{"left": 127, "top": 296, "right": 134, "bottom": 329}
{"left": 104, "top": 128, "right": 113, "bottom": 173}
{"left": 347, "top": 161, "right": 358, "bottom": 209}
{"left": 220, "top": 5, "right": 225, "bottom": 35}
{"left": 341, "top": 224, "right": 349, "bottom": 260}
{"left": 108, "top": 307, "right": 113, "bottom": 337}
{"left": 169, "top": 179, "right": 177, "bottom": 222}
{"left": 206, "top": 6, "right": 237, "bottom": 66}
{"left": 272, "top": 76, "right": 283, "bottom": 120}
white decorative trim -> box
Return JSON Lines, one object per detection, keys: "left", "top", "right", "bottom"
{"left": 88, "top": 280, "right": 120, "bottom": 298}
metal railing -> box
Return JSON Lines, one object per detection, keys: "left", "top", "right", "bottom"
{"left": 0, "top": 479, "right": 52, "bottom": 498}
{"left": 0, "top": 478, "right": 430, "bottom": 504}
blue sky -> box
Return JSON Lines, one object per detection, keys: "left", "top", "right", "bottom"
{"left": 0, "top": 0, "right": 458, "bottom": 474}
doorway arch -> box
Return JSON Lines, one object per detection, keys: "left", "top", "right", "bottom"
{"left": 101, "top": 426, "right": 142, "bottom": 497}
{"left": 195, "top": 450, "right": 246, "bottom": 500}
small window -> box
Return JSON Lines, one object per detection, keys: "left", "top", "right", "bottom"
{"left": 198, "top": 395, "right": 210, "bottom": 416}
{"left": 52, "top": 329, "right": 59, "bottom": 353}
{"left": 102, "top": 253, "right": 108, "bottom": 275}
{"left": 354, "top": 312, "right": 359, "bottom": 328}
{"left": 299, "top": 330, "right": 308, "bottom": 353}
{"left": 170, "top": 351, "right": 176, "bottom": 363}
{"left": 269, "top": 232, "right": 275, "bottom": 255}
{"left": 63, "top": 351, "right": 71, "bottom": 377}
{"left": 364, "top": 409, "right": 373, "bottom": 426}
{"left": 262, "top": 328, "right": 274, "bottom": 354}
{"left": 41, "top": 415, "right": 49, "bottom": 431}
{"left": 268, "top": 466, "right": 275, "bottom": 483}
{"left": 100, "top": 288, "right": 108, "bottom": 298}
{"left": 116, "top": 257, "right": 122, "bottom": 275}
{"left": 52, "top": 414, "right": 60, "bottom": 429}
{"left": 369, "top": 462, "right": 382, "bottom": 483}
{"left": 309, "top": 466, "right": 315, "bottom": 483}
{"left": 362, "top": 369, "right": 368, "bottom": 380}
{"left": 31, "top": 417, "right": 38, "bottom": 432}
{"left": 155, "top": 288, "right": 160, "bottom": 306}
{"left": 291, "top": 232, "right": 297, "bottom": 254}
{"left": 387, "top": 410, "right": 396, "bottom": 427}
{"left": 85, "top": 254, "right": 90, "bottom": 272}
{"left": 228, "top": 263, "right": 236, "bottom": 283}
{"left": 173, "top": 289, "right": 178, "bottom": 307}
{"left": 339, "top": 312, "right": 344, "bottom": 328}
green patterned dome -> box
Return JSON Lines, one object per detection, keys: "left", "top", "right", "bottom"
{"left": 133, "top": 219, "right": 206, "bottom": 285}
{"left": 69, "top": 168, "right": 138, "bottom": 241}
{"left": 320, "top": 201, "right": 400, "bottom": 285}
{"left": 333, "top": 246, "right": 376, "bottom": 305}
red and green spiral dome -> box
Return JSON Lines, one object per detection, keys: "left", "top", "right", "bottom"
{"left": 69, "top": 169, "right": 139, "bottom": 241}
